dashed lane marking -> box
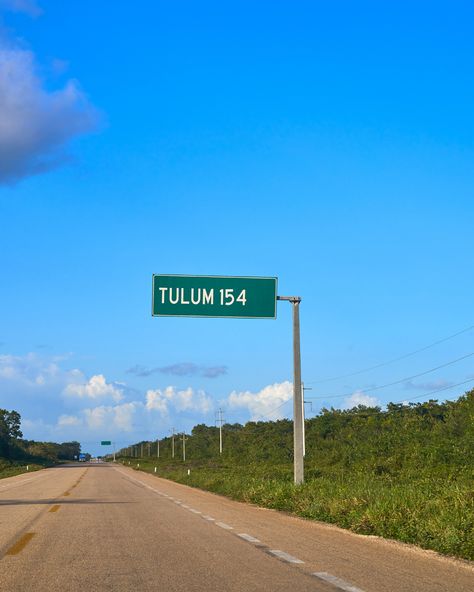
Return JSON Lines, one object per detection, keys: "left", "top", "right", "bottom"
{"left": 216, "top": 522, "right": 233, "bottom": 530}
{"left": 116, "top": 466, "right": 367, "bottom": 588}
{"left": 312, "top": 573, "right": 365, "bottom": 592}
{"left": 238, "top": 533, "right": 261, "bottom": 544}
{"left": 5, "top": 533, "right": 36, "bottom": 556}
{"left": 269, "top": 550, "right": 304, "bottom": 564}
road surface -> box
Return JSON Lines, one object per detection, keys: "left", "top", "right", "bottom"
{"left": 0, "top": 463, "right": 472, "bottom": 591}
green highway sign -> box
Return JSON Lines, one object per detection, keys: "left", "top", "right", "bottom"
{"left": 152, "top": 275, "right": 278, "bottom": 319}
{"left": 101, "top": 441, "right": 112, "bottom": 446}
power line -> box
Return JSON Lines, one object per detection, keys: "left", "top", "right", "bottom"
{"left": 252, "top": 373, "right": 474, "bottom": 424}
{"left": 253, "top": 398, "right": 292, "bottom": 421}
{"left": 308, "top": 351, "right": 474, "bottom": 401}
{"left": 320, "top": 377, "right": 474, "bottom": 417}
{"left": 254, "top": 377, "right": 474, "bottom": 423}
{"left": 306, "top": 323, "right": 474, "bottom": 385}
{"left": 392, "top": 377, "right": 474, "bottom": 404}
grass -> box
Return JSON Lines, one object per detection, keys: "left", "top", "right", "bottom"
{"left": 122, "top": 458, "right": 474, "bottom": 561}
{"left": 0, "top": 459, "right": 49, "bottom": 479}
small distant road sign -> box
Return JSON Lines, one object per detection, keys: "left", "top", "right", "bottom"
{"left": 152, "top": 275, "right": 277, "bottom": 319}
{"left": 101, "top": 440, "right": 112, "bottom": 446}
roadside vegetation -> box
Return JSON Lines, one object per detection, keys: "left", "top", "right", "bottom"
{"left": 0, "top": 408, "right": 81, "bottom": 479}
{"left": 121, "top": 389, "right": 474, "bottom": 561}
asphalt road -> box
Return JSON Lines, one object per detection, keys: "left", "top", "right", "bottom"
{"left": 0, "top": 464, "right": 473, "bottom": 591}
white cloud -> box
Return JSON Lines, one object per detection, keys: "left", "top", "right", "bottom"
{"left": 343, "top": 390, "right": 380, "bottom": 408}
{"left": 0, "top": 44, "right": 98, "bottom": 184}
{"left": 113, "top": 402, "right": 137, "bottom": 431}
{"left": 174, "top": 387, "right": 213, "bottom": 413}
{"left": 228, "top": 381, "right": 293, "bottom": 420}
{"left": 57, "top": 414, "right": 82, "bottom": 427}
{"left": 64, "top": 374, "right": 124, "bottom": 402}
{"left": 83, "top": 406, "right": 107, "bottom": 429}
{"left": 83, "top": 402, "right": 139, "bottom": 432}
{"left": 145, "top": 387, "right": 173, "bottom": 414}
{"left": 145, "top": 386, "right": 213, "bottom": 415}
{"left": 0, "top": 352, "right": 76, "bottom": 389}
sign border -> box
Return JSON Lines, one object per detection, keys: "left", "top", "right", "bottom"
{"left": 152, "top": 274, "right": 278, "bottom": 320}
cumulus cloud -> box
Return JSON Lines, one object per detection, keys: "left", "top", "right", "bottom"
{"left": 83, "top": 405, "right": 107, "bottom": 429}
{"left": 0, "top": 43, "right": 98, "bottom": 184}
{"left": 145, "top": 386, "right": 213, "bottom": 415}
{"left": 113, "top": 402, "right": 138, "bottom": 431}
{"left": 228, "top": 381, "right": 293, "bottom": 421}
{"left": 343, "top": 390, "right": 380, "bottom": 408}
{"left": 0, "top": 352, "right": 78, "bottom": 388}
{"left": 145, "top": 387, "right": 174, "bottom": 413}
{"left": 64, "top": 374, "right": 124, "bottom": 402}
{"left": 57, "top": 414, "right": 82, "bottom": 427}
{"left": 83, "top": 402, "right": 139, "bottom": 432}
{"left": 127, "top": 363, "right": 227, "bottom": 379}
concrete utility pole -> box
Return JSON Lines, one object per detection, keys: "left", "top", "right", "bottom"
{"left": 147, "top": 442, "right": 151, "bottom": 457}
{"left": 170, "top": 428, "right": 176, "bottom": 459}
{"left": 215, "top": 408, "right": 226, "bottom": 454}
{"left": 156, "top": 438, "right": 160, "bottom": 459}
{"left": 277, "top": 295, "right": 304, "bottom": 484}
{"left": 141, "top": 443, "right": 144, "bottom": 458}
{"left": 181, "top": 433, "right": 187, "bottom": 462}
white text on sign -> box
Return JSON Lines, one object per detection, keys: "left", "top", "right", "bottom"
{"left": 158, "top": 287, "right": 247, "bottom": 306}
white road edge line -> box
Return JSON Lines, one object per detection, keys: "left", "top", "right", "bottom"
{"left": 269, "top": 550, "right": 304, "bottom": 564}
{"left": 238, "top": 533, "right": 261, "bottom": 544}
{"left": 120, "top": 474, "right": 206, "bottom": 519}
{"left": 202, "top": 515, "right": 215, "bottom": 521}
{"left": 216, "top": 522, "right": 233, "bottom": 530}
{"left": 312, "top": 572, "right": 365, "bottom": 592}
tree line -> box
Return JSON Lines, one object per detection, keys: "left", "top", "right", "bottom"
{"left": 0, "top": 408, "right": 81, "bottom": 464}
{"left": 121, "top": 388, "right": 474, "bottom": 479}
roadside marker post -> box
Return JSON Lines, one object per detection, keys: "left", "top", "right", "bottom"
{"left": 152, "top": 275, "right": 304, "bottom": 485}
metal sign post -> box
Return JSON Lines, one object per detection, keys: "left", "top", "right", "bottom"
{"left": 277, "top": 296, "right": 304, "bottom": 484}
{"left": 152, "top": 274, "right": 304, "bottom": 485}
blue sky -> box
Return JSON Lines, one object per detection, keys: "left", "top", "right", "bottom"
{"left": 1, "top": 1, "right": 473, "bottom": 455}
